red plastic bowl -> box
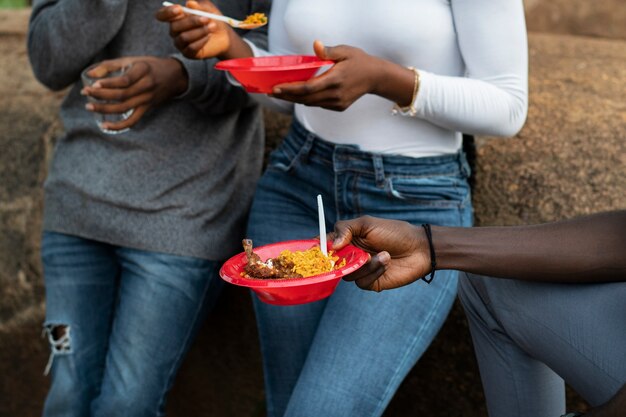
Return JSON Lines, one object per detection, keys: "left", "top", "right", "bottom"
{"left": 220, "top": 239, "right": 369, "bottom": 306}
{"left": 215, "top": 55, "right": 334, "bottom": 93}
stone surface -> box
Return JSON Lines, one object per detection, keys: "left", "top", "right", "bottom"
{"left": 473, "top": 33, "right": 626, "bottom": 227}
{"left": 525, "top": 0, "right": 626, "bottom": 40}
{"left": 1, "top": 7, "right": 625, "bottom": 417}
{"left": 0, "top": 12, "right": 61, "bottom": 415}
{"left": 0, "top": 8, "right": 29, "bottom": 35}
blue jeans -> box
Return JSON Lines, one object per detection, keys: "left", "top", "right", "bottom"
{"left": 41, "top": 232, "right": 223, "bottom": 417}
{"left": 247, "top": 120, "right": 473, "bottom": 417}
{"left": 459, "top": 272, "right": 626, "bottom": 417}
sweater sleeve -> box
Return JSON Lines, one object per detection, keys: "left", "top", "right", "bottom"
{"left": 413, "top": 0, "right": 528, "bottom": 137}
{"left": 28, "top": 0, "right": 129, "bottom": 91}
{"left": 174, "top": 0, "right": 272, "bottom": 115}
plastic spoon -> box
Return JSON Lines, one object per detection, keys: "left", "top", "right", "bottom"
{"left": 162, "top": 2, "right": 267, "bottom": 30}
{"left": 317, "top": 194, "right": 328, "bottom": 257}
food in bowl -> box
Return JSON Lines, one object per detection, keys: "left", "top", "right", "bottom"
{"left": 242, "top": 239, "right": 346, "bottom": 279}
{"left": 219, "top": 239, "right": 368, "bottom": 305}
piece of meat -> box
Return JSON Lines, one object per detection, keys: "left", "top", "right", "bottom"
{"left": 243, "top": 239, "right": 262, "bottom": 264}
{"left": 242, "top": 239, "right": 302, "bottom": 279}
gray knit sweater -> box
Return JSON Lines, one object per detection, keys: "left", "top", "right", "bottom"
{"left": 28, "top": 0, "right": 269, "bottom": 260}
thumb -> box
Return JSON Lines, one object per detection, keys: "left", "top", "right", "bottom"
{"left": 332, "top": 221, "right": 354, "bottom": 250}
{"left": 86, "top": 58, "right": 131, "bottom": 79}
{"left": 313, "top": 40, "right": 343, "bottom": 62}
{"left": 313, "top": 40, "right": 328, "bottom": 60}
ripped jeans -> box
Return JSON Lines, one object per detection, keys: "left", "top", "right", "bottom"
{"left": 41, "top": 232, "right": 223, "bottom": 417}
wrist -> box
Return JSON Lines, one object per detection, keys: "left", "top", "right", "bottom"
{"left": 368, "top": 56, "right": 390, "bottom": 96}
{"left": 429, "top": 225, "right": 470, "bottom": 271}
{"left": 165, "top": 57, "right": 189, "bottom": 98}
{"left": 373, "top": 60, "right": 419, "bottom": 111}
{"left": 391, "top": 66, "right": 419, "bottom": 116}
{"left": 218, "top": 28, "right": 253, "bottom": 60}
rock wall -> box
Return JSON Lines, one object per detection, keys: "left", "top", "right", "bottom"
{"left": 1, "top": 6, "right": 624, "bottom": 417}
{"left": 474, "top": 33, "right": 626, "bottom": 226}
{"left": 0, "top": 9, "right": 59, "bottom": 416}
{"left": 525, "top": 0, "right": 626, "bottom": 40}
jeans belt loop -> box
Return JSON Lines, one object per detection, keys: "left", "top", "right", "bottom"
{"left": 373, "top": 155, "right": 385, "bottom": 188}
{"left": 299, "top": 132, "right": 316, "bottom": 163}
{"left": 459, "top": 151, "right": 471, "bottom": 178}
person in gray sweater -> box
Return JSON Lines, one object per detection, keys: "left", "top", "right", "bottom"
{"left": 28, "top": 1, "right": 269, "bottom": 416}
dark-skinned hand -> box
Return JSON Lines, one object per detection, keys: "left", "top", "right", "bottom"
{"left": 271, "top": 40, "right": 386, "bottom": 111}
{"left": 331, "top": 216, "right": 431, "bottom": 292}
{"left": 156, "top": 0, "right": 242, "bottom": 60}
{"left": 81, "top": 56, "right": 187, "bottom": 131}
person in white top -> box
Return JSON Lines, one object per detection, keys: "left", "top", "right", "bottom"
{"left": 158, "top": 1, "right": 528, "bottom": 416}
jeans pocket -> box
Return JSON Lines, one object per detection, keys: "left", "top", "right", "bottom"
{"left": 387, "top": 175, "right": 469, "bottom": 208}
{"left": 266, "top": 136, "right": 313, "bottom": 173}
{"left": 265, "top": 147, "right": 296, "bottom": 172}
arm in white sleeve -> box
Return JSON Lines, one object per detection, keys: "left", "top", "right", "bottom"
{"left": 414, "top": 0, "right": 528, "bottom": 137}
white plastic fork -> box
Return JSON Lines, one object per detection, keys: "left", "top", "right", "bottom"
{"left": 317, "top": 194, "right": 328, "bottom": 257}
{"left": 162, "top": 1, "right": 266, "bottom": 30}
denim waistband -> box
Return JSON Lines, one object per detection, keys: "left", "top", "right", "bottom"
{"left": 281, "top": 119, "right": 471, "bottom": 181}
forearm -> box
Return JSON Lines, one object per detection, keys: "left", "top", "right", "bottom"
{"left": 218, "top": 30, "right": 254, "bottom": 60}
{"left": 28, "top": 0, "right": 128, "bottom": 90}
{"left": 433, "top": 211, "right": 626, "bottom": 283}
{"left": 413, "top": 72, "right": 528, "bottom": 137}
{"left": 174, "top": 55, "right": 252, "bottom": 115}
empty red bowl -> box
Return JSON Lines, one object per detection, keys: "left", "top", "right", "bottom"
{"left": 220, "top": 239, "right": 369, "bottom": 305}
{"left": 215, "top": 55, "right": 334, "bottom": 93}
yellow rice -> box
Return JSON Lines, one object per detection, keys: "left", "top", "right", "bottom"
{"left": 242, "top": 12, "right": 267, "bottom": 24}
{"left": 279, "top": 247, "right": 346, "bottom": 278}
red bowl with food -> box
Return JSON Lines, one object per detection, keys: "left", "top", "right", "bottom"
{"left": 215, "top": 55, "right": 334, "bottom": 93}
{"left": 220, "top": 239, "right": 369, "bottom": 305}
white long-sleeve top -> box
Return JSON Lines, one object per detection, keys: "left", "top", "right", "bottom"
{"left": 250, "top": 0, "right": 528, "bottom": 157}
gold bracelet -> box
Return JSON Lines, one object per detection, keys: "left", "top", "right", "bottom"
{"left": 391, "top": 66, "right": 420, "bottom": 116}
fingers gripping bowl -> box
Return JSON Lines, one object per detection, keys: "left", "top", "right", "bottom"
{"left": 220, "top": 239, "right": 369, "bottom": 305}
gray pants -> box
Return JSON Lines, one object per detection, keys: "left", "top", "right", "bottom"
{"left": 458, "top": 273, "right": 626, "bottom": 417}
